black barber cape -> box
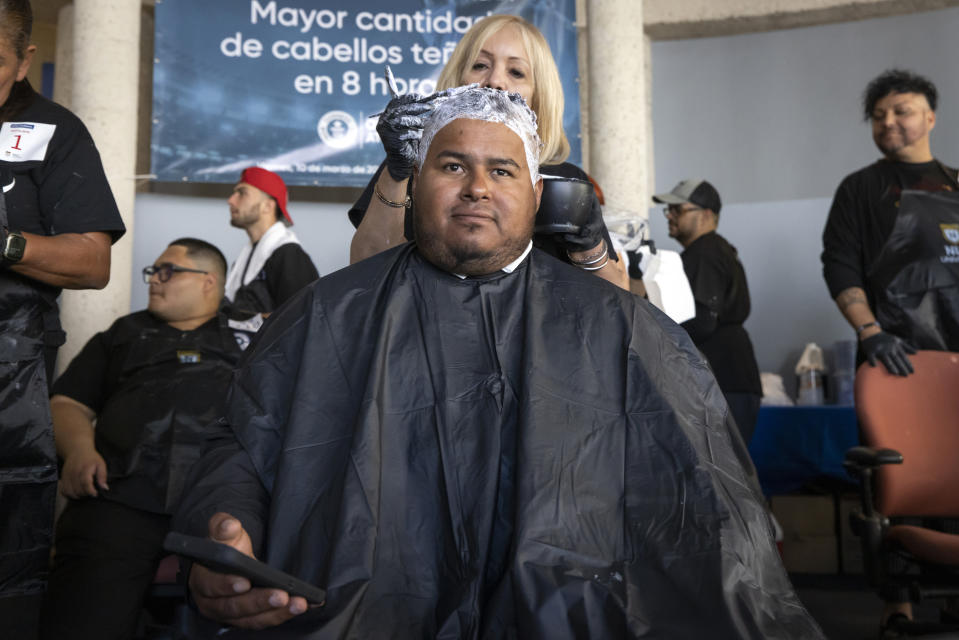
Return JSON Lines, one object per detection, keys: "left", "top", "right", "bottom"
{"left": 176, "top": 244, "right": 821, "bottom": 639}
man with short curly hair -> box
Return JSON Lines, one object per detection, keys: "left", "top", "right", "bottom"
{"left": 822, "top": 69, "right": 959, "bottom": 378}
{"left": 822, "top": 68, "right": 959, "bottom": 631}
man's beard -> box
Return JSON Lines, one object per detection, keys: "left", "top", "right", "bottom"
{"left": 413, "top": 211, "right": 532, "bottom": 277}
{"left": 230, "top": 210, "right": 257, "bottom": 229}
{"left": 875, "top": 127, "right": 921, "bottom": 158}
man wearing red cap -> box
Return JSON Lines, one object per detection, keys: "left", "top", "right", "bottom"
{"left": 224, "top": 167, "right": 318, "bottom": 319}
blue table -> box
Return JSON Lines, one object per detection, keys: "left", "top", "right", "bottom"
{"left": 748, "top": 405, "right": 860, "bottom": 496}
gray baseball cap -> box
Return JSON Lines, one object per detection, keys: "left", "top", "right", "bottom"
{"left": 652, "top": 179, "right": 722, "bottom": 215}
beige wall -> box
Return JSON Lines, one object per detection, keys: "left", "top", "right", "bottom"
{"left": 645, "top": 0, "right": 959, "bottom": 38}
{"left": 24, "top": 21, "right": 56, "bottom": 90}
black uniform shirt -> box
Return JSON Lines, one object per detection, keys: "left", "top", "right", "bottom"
{"left": 821, "top": 158, "right": 958, "bottom": 301}
{"left": 52, "top": 310, "right": 244, "bottom": 513}
{"left": 229, "top": 242, "right": 319, "bottom": 318}
{"left": 1, "top": 84, "right": 125, "bottom": 308}
{"left": 680, "top": 231, "right": 762, "bottom": 395}
{"left": 2, "top": 87, "right": 124, "bottom": 241}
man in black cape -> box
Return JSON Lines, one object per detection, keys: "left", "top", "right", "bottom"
{"left": 176, "top": 87, "right": 821, "bottom": 639}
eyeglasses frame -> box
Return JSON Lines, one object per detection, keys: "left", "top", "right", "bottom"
{"left": 663, "top": 204, "right": 704, "bottom": 219}
{"left": 142, "top": 262, "right": 209, "bottom": 284}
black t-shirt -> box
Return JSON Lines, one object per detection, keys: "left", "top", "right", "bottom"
{"left": 680, "top": 231, "right": 761, "bottom": 395}
{"left": 821, "top": 158, "right": 959, "bottom": 302}
{"left": 52, "top": 312, "right": 225, "bottom": 411}
{"left": 229, "top": 242, "right": 320, "bottom": 317}
{"left": 0, "top": 82, "right": 125, "bottom": 309}
{"left": 52, "top": 310, "right": 245, "bottom": 513}
{"left": 347, "top": 160, "right": 616, "bottom": 264}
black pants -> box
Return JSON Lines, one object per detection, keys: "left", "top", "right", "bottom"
{"left": 0, "top": 593, "right": 43, "bottom": 640}
{"left": 724, "top": 391, "right": 761, "bottom": 446}
{"left": 40, "top": 498, "right": 170, "bottom": 640}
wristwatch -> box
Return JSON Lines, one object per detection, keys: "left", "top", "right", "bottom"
{"left": 1, "top": 230, "right": 26, "bottom": 265}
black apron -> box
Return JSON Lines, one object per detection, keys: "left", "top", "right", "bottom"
{"left": 867, "top": 186, "right": 959, "bottom": 351}
{"left": 0, "top": 169, "right": 61, "bottom": 599}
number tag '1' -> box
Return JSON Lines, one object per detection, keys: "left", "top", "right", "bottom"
{"left": 0, "top": 121, "right": 56, "bottom": 163}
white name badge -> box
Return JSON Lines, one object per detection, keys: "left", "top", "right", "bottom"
{"left": 0, "top": 121, "right": 56, "bottom": 163}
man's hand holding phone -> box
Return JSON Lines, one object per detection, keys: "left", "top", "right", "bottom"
{"left": 186, "top": 512, "right": 310, "bottom": 630}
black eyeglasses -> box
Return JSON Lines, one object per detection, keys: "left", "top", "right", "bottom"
{"left": 663, "top": 205, "right": 703, "bottom": 219}
{"left": 142, "top": 263, "right": 208, "bottom": 284}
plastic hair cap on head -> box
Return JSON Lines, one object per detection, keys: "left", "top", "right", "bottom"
{"left": 415, "top": 87, "right": 542, "bottom": 185}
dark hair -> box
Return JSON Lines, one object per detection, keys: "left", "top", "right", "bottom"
{"left": 862, "top": 69, "right": 938, "bottom": 120}
{"left": 267, "top": 196, "right": 282, "bottom": 221}
{"left": 0, "top": 0, "right": 33, "bottom": 60}
{"left": 169, "top": 237, "right": 227, "bottom": 283}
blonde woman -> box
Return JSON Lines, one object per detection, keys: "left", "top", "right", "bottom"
{"left": 349, "top": 14, "right": 626, "bottom": 288}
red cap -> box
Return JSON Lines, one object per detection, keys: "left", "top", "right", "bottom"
{"left": 240, "top": 167, "right": 292, "bottom": 225}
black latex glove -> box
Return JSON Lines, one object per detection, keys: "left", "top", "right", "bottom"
{"left": 861, "top": 331, "right": 917, "bottom": 376}
{"left": 559, "top": 196, "right": 605, "bottom": 254}
{"left": 376, "top": 94, "right": 434, "bottom": 182}
{"left": 626, "top": 250, "right": 643, "bottom": 280}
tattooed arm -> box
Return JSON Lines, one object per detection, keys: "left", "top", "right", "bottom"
{"left": 834, "top": 287, "right": 881, "bottom": 340}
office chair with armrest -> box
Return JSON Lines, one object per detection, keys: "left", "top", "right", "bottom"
{"left": 135, "top": 554, "right": 187, "bottom": 639}
{"left": 844, "top": 350, "right": 959, "bottom": 636}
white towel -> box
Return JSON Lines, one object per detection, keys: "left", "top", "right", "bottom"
{"left": 225, "top": 221, "right": 301, "bottom": 302}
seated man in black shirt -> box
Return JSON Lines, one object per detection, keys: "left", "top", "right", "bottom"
{"left": 654, "top": 179, "right": 762, "bottom": 444}
{"left": 40, "top": 238, "right": 250, "bottom": 640}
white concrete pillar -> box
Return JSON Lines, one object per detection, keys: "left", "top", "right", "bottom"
{"left": 52, "top": 4, "right": 72, "bottom": 108}
{"left": 56, "top": 0, "right": 140, "bottom": 373}
{"left": 584, "top": 0, "right": 651, "bottom": 230}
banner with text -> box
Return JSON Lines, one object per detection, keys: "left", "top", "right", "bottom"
{"left": 152, "top": 0, "right": 580, "bottom": 187}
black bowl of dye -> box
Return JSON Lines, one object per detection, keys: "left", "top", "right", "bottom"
{"left": 534, "top": 176, "right": 595, "bottom": 234}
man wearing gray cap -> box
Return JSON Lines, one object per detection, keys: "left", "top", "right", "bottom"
{"left": 654, "top": 179, "right": 762, "bottom": 444}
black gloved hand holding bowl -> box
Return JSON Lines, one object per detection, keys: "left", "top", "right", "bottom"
{"left": 534, "top": 176, "right": 605, "bottom": 254}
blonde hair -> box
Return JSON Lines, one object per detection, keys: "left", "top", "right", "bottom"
{"left": 437, "top": 14, "right": 570, "bottom": 165}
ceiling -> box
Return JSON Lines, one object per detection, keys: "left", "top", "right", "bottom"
{"left": 32, "top": 0, "right": 154, "bottom": 26}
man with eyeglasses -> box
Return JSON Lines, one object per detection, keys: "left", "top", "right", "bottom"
{"left": 654, "top": 179, "right": 762, "bottom": 445}
{"left": 40, "top": 238, "right": 250, "bottom": 640}
{"left": 822, "top": 69, "right": 959, "bottom": 380}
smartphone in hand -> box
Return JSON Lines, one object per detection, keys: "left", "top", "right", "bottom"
{"left": 163, "top": 531, "right": 326, "bottom": 604}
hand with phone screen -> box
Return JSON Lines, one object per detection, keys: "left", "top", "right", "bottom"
{"left": 185, "top": 512, "right": 311, "bottom": 629}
